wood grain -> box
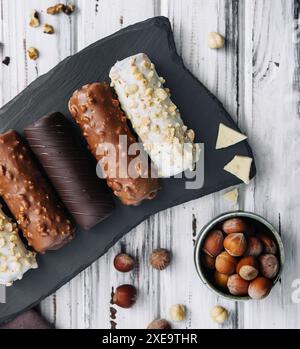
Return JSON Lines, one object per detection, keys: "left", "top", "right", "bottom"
{"left": 0, "top": 0, "right": 299, "bottom": 329}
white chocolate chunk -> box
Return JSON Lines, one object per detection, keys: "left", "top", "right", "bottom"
{"left": 224, "top": 156, "right": 253, "bottom": 184}
{"left": 223, "top": 189, "right": 239, "bottom": 204}
{"left": 216, "top": 123, "right": 247, "bottom": 149}
{"left": 109, "top": 53, "right": 200, "bottom": 177}
{"left": 0, "top": 207, "right": 37, "bottom": 287}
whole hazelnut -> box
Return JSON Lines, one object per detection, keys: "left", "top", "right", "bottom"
{"left": 201, "top": 253, "right": 215, "bottom": 270}
{"left": 113, "top": 253, "right": 135, "bottom": 272}
{"left": 248, "top": 277, "right": 273, "bottom": 299}
{"left": 236, "top": 256, "right": 259, "bottom": 281}
{"left": 224, "top": 233, "right": 247, "bottom": 257}
{"left": 147, "top": 319, "right": 171, "bottom": 329}
{"left": 214, "top": 270, "right": 229, "bottom": 289}
{"left": 150, "top": 248, "right": 171, "bottom": 270}
{"left": 113, "top": 284, "right": 137, "bottom": 308}
{"left": 259, "top": 234, "right": 277, "bottom": 255}
{"left": 169, "top": 304, "right": 187, "bottom": 322}
{"left": 210, "top": 305, "right": 228, "bottom": 324}
{"left": 202, "top": 230, "right": 224, "bottom": 258}
{"left": 227, "top": 274, "right": 249, "bottom": 296}
{"left": 215, "top": 251, "right": 238, "bottom": 275}
{"left": 259, "top": 254, "right": 279, "bottom": 279}
{"left": 222, "top": 218, "right": 247, "bottom": 235}
{"left": 245, "top": 236, "right": 263, "bottom": 257}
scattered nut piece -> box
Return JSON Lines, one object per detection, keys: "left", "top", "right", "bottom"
{"left": 2, "top": 56, "right": 10, "bottom": 66}
{"left": 43, "top": 24, "right": 55, "bottom": 34}
{"left": 149, "top": 248, "right": 171, "bottom": 270}
{"left": 208, "top": 32, "right": 225, "bottom": 49}
{"left": 223, "top": 189, "right": 238, "bottom": 204}
{"left": 27, "top": 47, "right": 39, "bottom": 60}
{"left": 169, "top": 304, "right": 187, "bottom": 322}
{"left": 29, "top": 10, "right": 40, "bottom": 28}
{"left": 147, "top": 319, "right": 171, "bottom": 329}
{"left": 47, "top": 3, "right": 66, "bottom": 15}
{"left": 210, "top": 305, "right": 228, "bottom": 324}
{"left": 63, "top": 4, "right": 76, "bottom": 15}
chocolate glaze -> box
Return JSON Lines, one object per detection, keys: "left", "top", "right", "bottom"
{"left": 69, "top": 82, "right": 159, "bottom": 206}
{"left": 24, "top": 113, "right": 115, "bottom": 230}
{"left": 0, "top": 130, "right": 74, "bottom": 253}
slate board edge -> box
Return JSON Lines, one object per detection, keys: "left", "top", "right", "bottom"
{"left": 0, "top": 17, "right": 256, "bottom": 324}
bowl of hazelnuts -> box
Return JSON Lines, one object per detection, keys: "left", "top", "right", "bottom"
{"left": 194, "top": 211, "right": 284, "bottom": 300}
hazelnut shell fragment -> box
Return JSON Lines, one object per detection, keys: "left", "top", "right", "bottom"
{"left": 29, "top": 10, "right": 40, "bottom": 27}
{"left": 43, "top": 24, "right": 55, "bottom": 34}
{"left": 27, "top": 47, "right": 39, "bottom": 60}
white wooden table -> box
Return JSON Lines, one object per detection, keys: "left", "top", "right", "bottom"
{"left": 0, "top": 0, "right": 299, "bottom": 329}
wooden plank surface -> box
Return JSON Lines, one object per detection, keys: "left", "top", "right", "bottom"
{"left": 0, "top": 0, "right": 299, "bottom": 329}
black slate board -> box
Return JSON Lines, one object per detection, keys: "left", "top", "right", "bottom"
{"left": 0, "top": 17, "right": 256, "bottom": 324}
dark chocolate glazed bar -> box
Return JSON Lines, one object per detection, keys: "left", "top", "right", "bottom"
{"left": 24, "top": 113, "right": 115, "bottom": 230}
{"left": 0, "top": 130, "right": 74, "bottom": 253}
{"left": 69, "top": 82, "right": 159, "bottom": 206}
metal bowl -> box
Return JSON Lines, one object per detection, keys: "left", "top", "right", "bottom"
{"left": 194, "top": 211, "right": 285, "bottom": 301}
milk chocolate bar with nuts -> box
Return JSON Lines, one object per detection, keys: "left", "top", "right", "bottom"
{"left": 69, "top": 82, "right": 159, "bottom": 206}
{"left": 0, "top": 130, "right": 74, "bottom": 253}
{"left": 25, "top": 112, "right": 115, "bottom": 230}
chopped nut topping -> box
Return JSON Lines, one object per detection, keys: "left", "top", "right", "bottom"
{"left": 43, "top": 24, "right": 55, "bottom": 34}
{"left": 155, "top": 88, "right": 168, "bottom": 101}
{"left": 145, "top": 88, "right": 154, "bottom": 97}
{"left": 0, "top": 237, "right": 5, "bottom": 248}
{"left": 29, "top": 10, "right": 40, "bottom": 27}
{"left": 27, "top": 47, "right": 39, "bottom": 60}
{"left": 125, "top": 84, "right": 139, "bottom": 95}
{"left": 0, "top": 263, "right": 7, "bottom": 272}
{"left": 187, "top": 129, "right": 195, "bottom": 142}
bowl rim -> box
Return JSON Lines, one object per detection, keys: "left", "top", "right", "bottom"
{"left": 194, "top": 210, "right": 285, "bottom": 301}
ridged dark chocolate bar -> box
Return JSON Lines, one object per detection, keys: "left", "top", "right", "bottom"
{"left": 24, "top": 113, "right": 115, "bottom": 230}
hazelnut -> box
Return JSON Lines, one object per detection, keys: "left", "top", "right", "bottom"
{"left": 227, "top": 274, "right": 249, "bottom": 296}
{"left": 222, "top": 218, "right": 247, "bottom": 235}
{"left": 169, "top": 304, "right": 186, "bottom": 322}
{"left": 112, "top": 284, "right": 137, "bottom": 308}
{"left": 210, "top": 305, "right": 228, "bottom": 324}
{"left": 113, "top": 253, "right": 135, "bottom": 273}
{"left": 224, "top": 233, "right": 247, "bottom": 257}
{"left": 147, "top": 319, "right": 171, "bottom": 329}
{"left": 245, "top": 236, "right": 263, "bottom": 257}
{"left": 43, "top": 24, "right": 55, "bottom": 34}
{"left": 208, "top": 32, "right": 225, "bottom": 49}
{"left": 248, "top": 277, "right": 273, "bottom": 299}
{"left": 259, "top": 234, "right": 277, "bottom": 255}
{"left": 201, "top": 253, "right": 215, "bottom": 270}
{"left": 215, "top": 251, "right": 237, "bottom": 275}
{"left": 202, "top": 230, "right": 224, "bottom": 258}
{"left": 214, "top": 270, "right": 229, "bottom": 289}
{"left": 259, "top": 254, "right": 279, "bottom": 279}
{"left": 236, "top": 256, "right": 259, "bottom": 281}
{"left": 149, "top": 248, "right": 171, "bottom": 270}
{"left": 29, "top": 10, "right": 40, "bottom": 28}
{"left": 27, "top": 47, "right": 39, "bottom": 60}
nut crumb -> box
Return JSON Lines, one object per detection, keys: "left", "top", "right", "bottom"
{"left": 43, "top": 24, "right": 55, "bottom": 34}
{"left": 29, "top": 10, "right": 40, "bottom": 27}
{"left": 27, "top": 47, "right": 39, "bottom": 60}
{"left": 47, "top": 3, "right": 66, "bottom": 15}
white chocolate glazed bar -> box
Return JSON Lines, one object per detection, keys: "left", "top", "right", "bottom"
{"left": 0, "top": 207, "right": 37, "bottom": 286}
{"left": 109, "top": 53, "right": 200, "bottom": 177}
